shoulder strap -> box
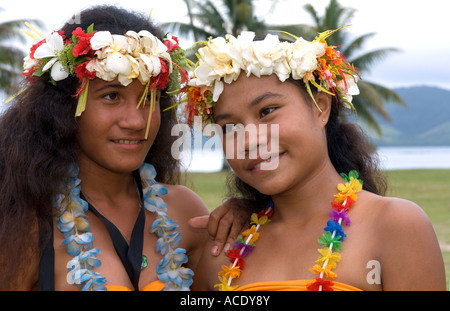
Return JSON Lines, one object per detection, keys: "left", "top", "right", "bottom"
{"left": 82, "top": 171, "right": 145, "bottom": 291}
{"left": 38, "top": 214, "right": 55, "bottom": 291}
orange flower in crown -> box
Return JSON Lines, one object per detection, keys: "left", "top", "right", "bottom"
{"left": 184, "top": 26, "right": 360, "bottom": 126}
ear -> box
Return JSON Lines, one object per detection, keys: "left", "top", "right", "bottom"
{"left": 312, "top": 91, "right": 332, "bottom": 129}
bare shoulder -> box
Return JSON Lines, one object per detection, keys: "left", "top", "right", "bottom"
{"left": 161, "top": 184, "right": 209, "bottom": 219}
{"left": 360, "top": 192, "right": 446, "bottom": 290}
{"left": 367, "top": 194, "right": 433, "bottom": 232}
{"left": 359, "top": 192, "right": 437, "bottom": 244}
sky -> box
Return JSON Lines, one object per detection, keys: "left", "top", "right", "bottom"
{"left": 1, "top": 0, "right": 449, "bottom": 93}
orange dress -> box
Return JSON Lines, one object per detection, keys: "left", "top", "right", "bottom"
{"left": 106, "top": 280, "right": 165, "bottom": 291}
{"left": 236, "top": 280, "right": 362, "bottom": 291}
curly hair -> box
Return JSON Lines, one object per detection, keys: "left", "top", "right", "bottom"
{"left": 226, "top": 79, "right": 387, "bottom": 207}
{"left": 0, "top": 5, "right": 180, "bottom": 289}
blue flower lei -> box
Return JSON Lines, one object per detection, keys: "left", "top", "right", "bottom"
{"left": 54, "top": 163, "right": 193, "bottom": 291}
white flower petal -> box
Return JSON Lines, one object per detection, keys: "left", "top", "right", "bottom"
{"left": 212, "top": 80, "right": 224, "bottom": 102}
{"left": 90, "top": 31, "right": 113, "bottom": 50}
{"left": 51, "top": 61, "right": 69, "bottom": 81}
{"left": 105, "top": 52, "right": 132, "bottom": 76}
{"left": 42, "top": 57, "right": 57, "bottom": 71}
{"left": 46, "top": 32, "right": 64, "bottom": 52}
{"left": 34, "top": 42, "right": 57, "bottom": 59}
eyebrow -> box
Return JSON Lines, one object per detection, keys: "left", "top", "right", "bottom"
{"left": 92, "top": 83, "right": 126, "bottom": 93}
{"left": 215, "top": 92, "right": 283, "bottom": 123}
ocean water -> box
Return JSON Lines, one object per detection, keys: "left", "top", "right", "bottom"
{"left": 180, "top": 146, "right": 450, "bottom": 172}
{"left": 377, "top": 146, "right": 450, "bottom": 170}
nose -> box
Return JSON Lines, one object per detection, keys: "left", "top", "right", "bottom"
{"left": 117, "top": 99, "right": 147, "bottom": 131}
{"left": 242, "top": 123, "right": 278, "bottom": 160}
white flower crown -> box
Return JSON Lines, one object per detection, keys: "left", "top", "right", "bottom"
{"left": 19, "top": 23, "right": 188, "bottom": 138}
{"left": 184, "top": 27, "right": 360, "bottom": 126}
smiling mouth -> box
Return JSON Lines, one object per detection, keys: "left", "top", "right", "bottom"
{"left": 113, "top": 139, "right": 142, "bottom": 144}
{"left": 249, "top": 153, "right": 284, "bottom": 171}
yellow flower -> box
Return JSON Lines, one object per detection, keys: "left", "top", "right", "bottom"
{"left": 242, "top": 225, "right": 260, "bottom": 244}
{"left": 315, "top": 247, "right": 341, "bottom": 269}
{"left": 218, "top": 264, "right": 242, "bottom": 279}
{"left": 214, "top": 276, "right": 239, "bottom": 291}
{"left": 309, "top": 264, "right": 337, "bottom": 280}
{"left": 334, "top": 176, "right": 362, "bottom": 204}
{"left": 250, "top": 213, "right": 270, "bottom": 226}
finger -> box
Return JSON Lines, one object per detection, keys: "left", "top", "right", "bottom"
{"left": 188, "top": 215, "right": 209, "bottom": 229}
{"left": 208, "top": 202, "right": 232, "bottom": 238}
{"left": 225, "top": 218, "right": 244, "bottom": 251}
{"left": 211, "top": 212, "right": 234, "bottom": 256}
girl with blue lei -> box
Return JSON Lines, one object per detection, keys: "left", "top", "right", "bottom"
{"left": 0, "top": 5, "right": 247, "bottom": 291}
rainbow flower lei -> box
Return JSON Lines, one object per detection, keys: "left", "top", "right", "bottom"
{"left": 54, "top": 163, "right": 193, "bottom": 291}
{"left": 215, "top": 171, "right": 362, "bottom": 291}
{"left": 183, "top": 27, "right": 359, "bottom": 127}
{"left": 215, "top": 201, "right": 274, "bottom": 291}
{"left": 20, "top": 23, "right": 188, "bottom": 139}
{"left": 307, "top": 170, "right": 362, "bottom": 291}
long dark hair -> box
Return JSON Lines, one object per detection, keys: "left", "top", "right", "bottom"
{"left": 0, "top": 5, "right": 180, "bottom": 289}
{"left": 226, "top": 79, "right": 387, "bottom": 207}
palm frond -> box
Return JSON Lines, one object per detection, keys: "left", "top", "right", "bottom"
{"left": 356, "top": 80, "right": 390, "bottom": 120}
{"left": 267, "top": 24, "right": 317, "bottom": 41}
{"left": 303, "top": 4, "right": 321, "bottom": 28}
{"left": 350, "top": 47, "right": 401, "bottom": 73}
{"left": 363, "top": 80, "right": 407, "bottom": 107}
{"left": 340, "top": 32, "right": 376, "bottom": 59}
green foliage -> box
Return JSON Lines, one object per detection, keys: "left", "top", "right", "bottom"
{"left": 0, "top": 7, "right": 44, "bottom": 95}
{"left": 272, "top": 0, "right": 406, "bottom": 134}
{"left": 164, "top": 0, "right": 407, "bottom": 135}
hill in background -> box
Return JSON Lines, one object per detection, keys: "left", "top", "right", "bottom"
{"left": 360, "top": 86, "right": 450, "bottom": 146}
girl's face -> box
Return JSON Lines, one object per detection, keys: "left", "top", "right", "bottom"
{"left": 214, "top": 73, "right": 330, "bottom": 196}
{"left": 77, "top": 78, "right": 160, "bottom": 174}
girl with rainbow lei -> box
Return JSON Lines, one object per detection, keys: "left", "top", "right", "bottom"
{"left": 0, "top": 5, "right": 247, "bottom": 291}
{"left": 187, "top": 28, "right": 446, "bottom": 291}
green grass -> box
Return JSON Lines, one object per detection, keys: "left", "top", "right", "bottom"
{"left": 182, "top": 171, "right": 229, "bottom": 209}
{"left": 183, "top": 169, "right": 450, "bottom": 286}
{"left": 385, "top": 170, "right": 450, "bottom": 286}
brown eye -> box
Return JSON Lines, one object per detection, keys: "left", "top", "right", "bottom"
{"left": 103, "top": 92, "right": 118, "bottom": 101}
{"left": 260, "top": 106, "right": 276, "bottom": 118}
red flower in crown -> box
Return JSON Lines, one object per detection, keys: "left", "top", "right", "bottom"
{"left": 164, "top": 36, "right": 180, "bottom": 52}
{"left": 74, "top": 60, "right": 96, "bottom": 83}
{"left": 72, "top": 27, "right": 96, "bottom": 57}
{"left": 150, "top": 59, "right": 170, "bottom": 90}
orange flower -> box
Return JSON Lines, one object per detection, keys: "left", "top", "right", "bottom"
{"left": 309, "top": 264, "right": 337, "bottom": 280}
{"left": 218, "top": 264, "right": 242, "bottom": 279}
{"left": 242, "top": 225, "right": 260, "bottom": 244}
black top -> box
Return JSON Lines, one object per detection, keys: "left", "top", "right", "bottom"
{"left": 38, "top": 171, "right": 145, "bottom": 291}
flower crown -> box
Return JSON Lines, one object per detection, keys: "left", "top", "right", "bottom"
{"left": 21, "top": 22, "right": 188, "bottom": 138}
{"left": 184, "top": 27, "right": 360, "bottom": 126}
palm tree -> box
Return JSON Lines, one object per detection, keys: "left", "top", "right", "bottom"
{"left": 272, "top": 0, "right": 406, "bottom": 134}
{"left": 0, "top": 8, "right": 43, "bottom": 96}
{"left": 164, "top": 0, "right": 404, "bottom": 134}
{"left": 163, "top": 0, "right": 267, "bottom": 43}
